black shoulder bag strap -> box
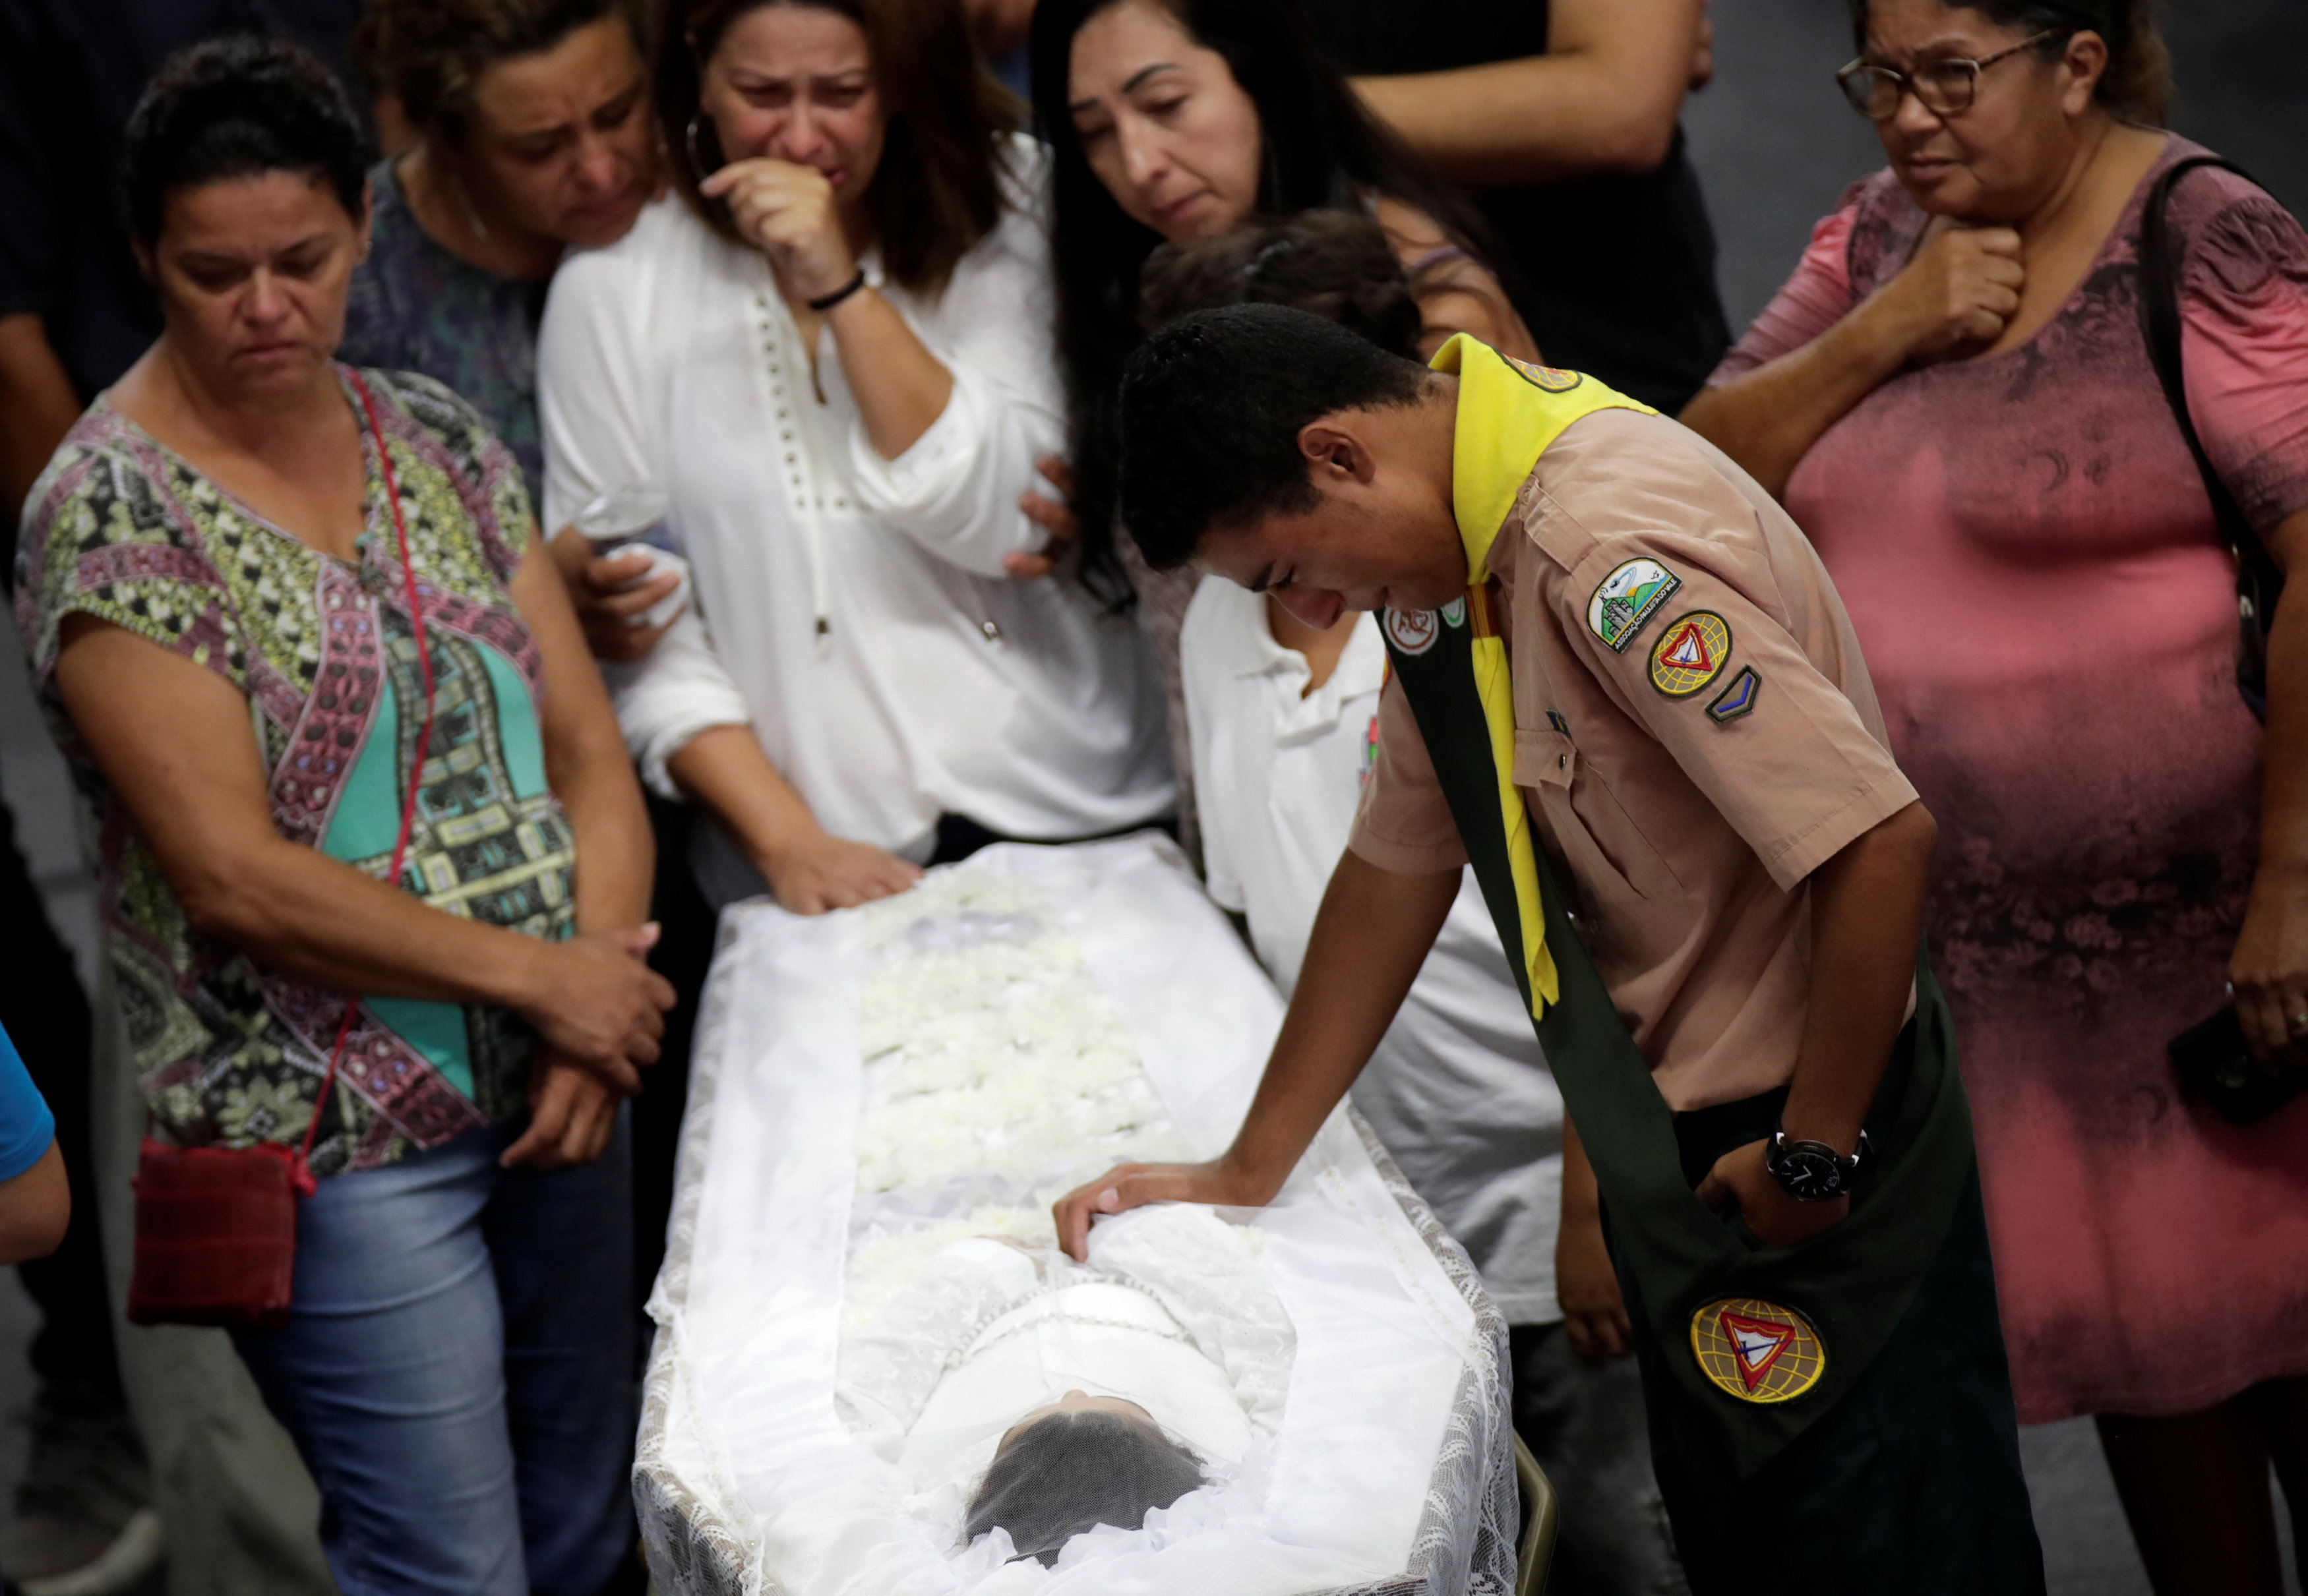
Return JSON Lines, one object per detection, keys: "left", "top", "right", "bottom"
{"left": 2137, "top": 154, "right": 2282, "bottom": 719}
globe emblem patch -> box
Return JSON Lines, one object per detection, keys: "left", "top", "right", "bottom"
{"left": 1385, "top": 607, "right": 1440, "bottom": 656}
{"left": 1689, "top": 1297, "right": 1826, "bottom": 1404}
{"left": 1648, "top": 611, "right": 1732, "bottom": 697}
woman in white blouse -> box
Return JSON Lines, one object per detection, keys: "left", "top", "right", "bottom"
{"left": 539, "top": 0, "right": 1172, "bottom": 914}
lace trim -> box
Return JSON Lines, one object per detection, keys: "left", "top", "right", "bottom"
{"left": 948, "top": 1278, "right": 1191, "bottom": 1372}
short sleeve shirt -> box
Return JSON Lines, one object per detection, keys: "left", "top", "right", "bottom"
{"left": 339, "top": 159, "right": 552, "bottom": 505}
{"left": 0, "top": 1023, "right": 55, "bottom": 1183}
{"left": 14, "top": 368, "right": 572, "bottom": 1177}
{"left": 1349, "top": 407, "right": 1918, "bottom": 1110}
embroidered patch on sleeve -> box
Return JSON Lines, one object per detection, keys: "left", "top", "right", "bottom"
{"left": 1648, "top": 610, "right": 1732, "bottom": 697}
{"left": 1546, "top": 710, "right": 1571, "bottom": 735}
{"left": 1706, "top": 665, "right": 1761, "bottom": 723}
{"left": 1587, "top": 558, "right": 1681, "bottom": 652}
{"left": 1690, "top": 1297, "right": 1826, "bottom": 1404}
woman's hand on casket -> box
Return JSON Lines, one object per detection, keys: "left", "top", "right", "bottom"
{"left": 501, "top": 1050, "right": 621, "bottom": 1169}
{"left": 1054, "top": 1157, "right": 1282, "bottom": 1262}
{"left": 760, "top": 829, "right": 924, "bottom": 914}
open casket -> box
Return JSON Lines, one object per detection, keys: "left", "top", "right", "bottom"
{"left": 635, "top": 835, "right": 1517, "bottom": 1593}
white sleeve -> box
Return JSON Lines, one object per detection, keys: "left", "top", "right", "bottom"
{"left": 603, "top": 606, "right": 751, "bottom": 798}
{"left": 835, "top": 1239, "right": 1044, "bottom": 1436}
{"left": 841, "top": 162, "right": 1064, "bottom": 579}
{"left": 1179, "top": 580, "right": 1247, "bottom": 914}
{"left": 537, "top": 228, "right": 657, "bottom": 539}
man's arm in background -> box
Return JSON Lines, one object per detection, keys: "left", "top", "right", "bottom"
{"left": 0, "top": 312, "right": 77, "bottom": 534}
{"left": 1351, "top": 0, "right": 1709, "bottom": 188}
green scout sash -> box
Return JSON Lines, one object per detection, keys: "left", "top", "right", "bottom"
{"left": 1381, "top": 337, "right": 1976, "bottom": 1478}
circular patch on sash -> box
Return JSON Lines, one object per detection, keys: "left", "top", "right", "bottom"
{"left": 1689, "top": 1297, "right": 1827, "bottom": 1404}
{"left": 1385, "top": 607, "right": 1440, "bottom": 656}
{"left": 1648, "top": 610, "right": 1732, "bottom": 697}
{"left": 1504, "top": 355, "right": 1585, "bottom": 392}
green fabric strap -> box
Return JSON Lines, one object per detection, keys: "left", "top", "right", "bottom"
{"left": 1380, "top": 593, "right": 1976, "bottom": 1478}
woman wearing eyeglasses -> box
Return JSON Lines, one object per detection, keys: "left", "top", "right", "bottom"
{"left": 1683, "top": 4, "right": 2308, "bottom": 1591}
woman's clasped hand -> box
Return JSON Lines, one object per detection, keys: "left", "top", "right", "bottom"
{"left": 519, "top": 923, "right": 677, "bottom": 1096}
{"left": 700, "top": 156, "right": 859, "bottom": 303}
{"left": 1885, "top": 222, "right": 2026, "bottom": 358}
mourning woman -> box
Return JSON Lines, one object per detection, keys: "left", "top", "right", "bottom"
{"left": 349, "top": 0, "right": 683, "bottom": 655}
{"left": 539, "top": 0, "right": 1172, "bottom": 918}
{"left": 1015, "top": 0, "right": 1536, "bottom": 858}
{"left": 1683, "top": 3, "right": 2308, "bottom": 1589}
{"left": 15, "top": 39, "right": 670, "bottom": 1593}
{"left": 1027, "top": 0, "right": 1534, "bottom": 603}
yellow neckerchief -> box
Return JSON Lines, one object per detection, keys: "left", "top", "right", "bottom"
{"left": 1429, "top": 334, "right": 1653, "bottom": 1019}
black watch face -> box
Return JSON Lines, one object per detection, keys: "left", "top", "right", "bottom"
{"left": 1773, "top": 1144, "right": 1846, "bottom": 1202}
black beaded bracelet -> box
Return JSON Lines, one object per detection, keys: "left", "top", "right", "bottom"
{"left": 806, "top": 270, "right": 869, "bottom": 312}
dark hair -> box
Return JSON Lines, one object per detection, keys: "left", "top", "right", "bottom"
{"left": 1846, "top": 0, "right": 2171, "bottom": 124}
{"left": 964, "top": 1409, "right": 1205, "bottom": 1566}
{"left": 1118, "top": 303, "right": 1429, "bottom": 572}
{"left": 120, "top": 35, "right": 375, "bottom": 247}
{"left": 1029, "top": 0, "right": 1499, "bottom": 607}
{"left": 1139, "top": 208, "right": 1423, "bottom": 360}
{"left": 354, "top": 0, "right": 652, "bottom": 145}
{"left": 661, "top": 0, "right": 1019, "bottom": 294}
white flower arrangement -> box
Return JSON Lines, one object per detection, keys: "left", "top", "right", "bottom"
{"left": 844, "top": 868, "right": 1215, "bottom": 1327}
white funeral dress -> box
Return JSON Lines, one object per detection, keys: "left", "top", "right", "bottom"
{"left": 837, "top": 1206, "right": 1294, "bottom": 1508}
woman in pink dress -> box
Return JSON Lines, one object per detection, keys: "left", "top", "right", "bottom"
{"left": 1682, "top": 1, "right": 2308, "bottom": 1591}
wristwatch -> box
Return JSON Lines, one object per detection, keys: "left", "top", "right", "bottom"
{"left": 1764, "top": 1120, "right": 1871, "bottom": 1202}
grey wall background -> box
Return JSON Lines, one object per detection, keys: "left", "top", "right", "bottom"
{"left": 1682, "top": 0, "right": 2308, "bottom": 334}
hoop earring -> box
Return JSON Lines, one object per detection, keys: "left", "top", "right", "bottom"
{"left": 685, "top": 112, "right": 708, "bottom": 177}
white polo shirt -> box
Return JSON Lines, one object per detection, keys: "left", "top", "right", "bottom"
{"left": 1182, "top": 577, "right": 1564, "bottom": 1324}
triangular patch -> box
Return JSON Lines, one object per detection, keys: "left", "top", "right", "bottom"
{"left": 1660, "top": 622, "right": 1713, "bottom": 672}
{"left": 1718, "top": 1309, "right": 1796, "bottom": 1392}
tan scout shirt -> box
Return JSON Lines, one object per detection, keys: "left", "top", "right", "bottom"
{"left": 1348, "top": 409, "right": 1919, "bottom": 1111}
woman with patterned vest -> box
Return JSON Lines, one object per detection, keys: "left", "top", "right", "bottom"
{"left": 15, "top": 38, "right": 670, "bottom": 1595}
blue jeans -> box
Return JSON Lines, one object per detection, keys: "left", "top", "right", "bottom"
{"left": 231, "top": 1115, "right": 638, "bottom": 1595}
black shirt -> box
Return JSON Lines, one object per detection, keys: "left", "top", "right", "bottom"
{"left": 1313, "top": 0, "right": 1732, "bottom": 413}
{"left": 0, "top": 0, "right": 363, "bottom": 400}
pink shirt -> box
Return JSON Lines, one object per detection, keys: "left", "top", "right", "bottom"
{"left": 1700, "top": 135, "right": 2308, "bottom": 1422}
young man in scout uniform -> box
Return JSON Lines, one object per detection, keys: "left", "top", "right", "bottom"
{"left": 1052, "top": 305, "right": 2044, "bottom": 1591}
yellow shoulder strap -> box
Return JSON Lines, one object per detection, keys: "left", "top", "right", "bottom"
{"left": 1428, "top": 334, "right": 1655, "bottom": 583}
{"left": 1425, "top": 336, "right": 1653, "bottom": 1020}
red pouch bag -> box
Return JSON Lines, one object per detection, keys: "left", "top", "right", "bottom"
{"left": 125, "top": 1141, "right": 310, "bottom": 1329}
{"left": 123, "top": 373, "right": 437, "bottom": 1331}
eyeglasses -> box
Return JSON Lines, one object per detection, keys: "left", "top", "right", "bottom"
{"left": 1835, "top": 30, "right": 2060, "bottom": 120}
